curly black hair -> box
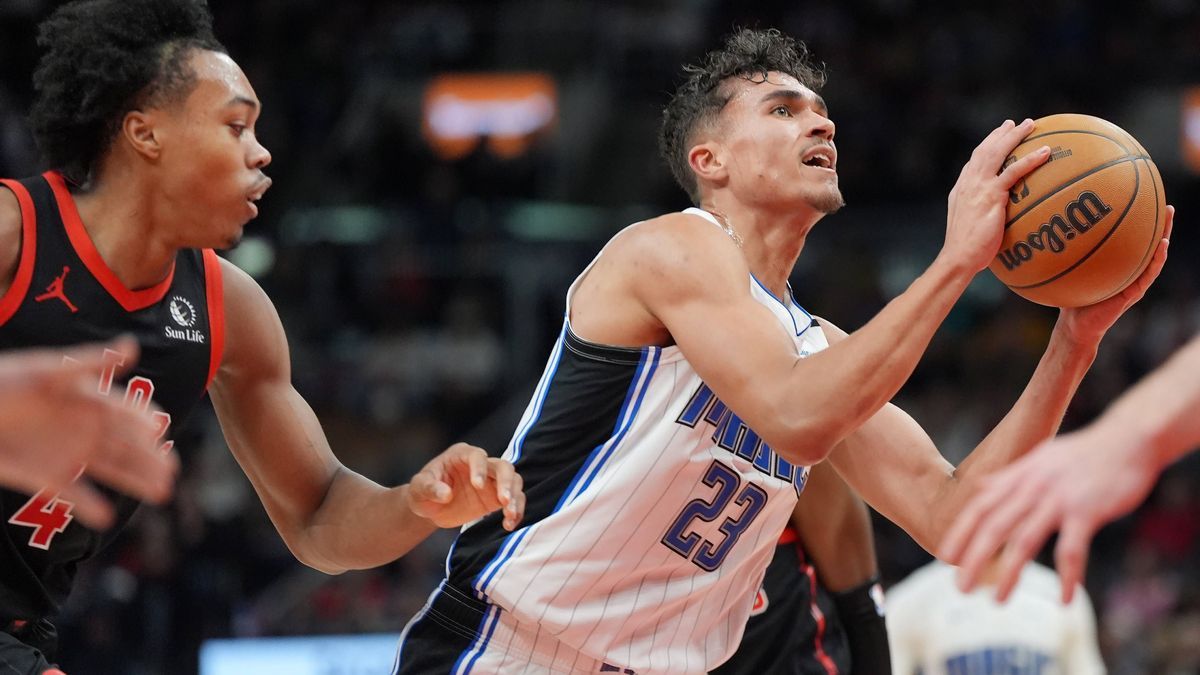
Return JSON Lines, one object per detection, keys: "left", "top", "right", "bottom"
{"left": 659, "top": 28, "right": 827, "bottom": 205}
{"left": 29, "top": 0, "right": 226, "bottom": 186}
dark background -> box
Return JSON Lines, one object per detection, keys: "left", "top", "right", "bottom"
{"left": 1, "top": 0, "right": 1199, "bottom": 672}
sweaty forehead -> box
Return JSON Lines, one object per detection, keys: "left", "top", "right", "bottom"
{"left": 186, "top": 50, "right": 258, "bottom": 106}
{"left": 724, "top": 72, "right": 816, "bottom": 108}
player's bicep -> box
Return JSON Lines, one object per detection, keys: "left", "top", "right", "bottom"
{"left": 209, "top": 261, "right": 340, "bottom": 535}
{"left": 827, "top": 402, "right": 955, "bottom": 553}
{"left": 632, "top": 220, "right": 807, "bottom": 450}
{"left": 0, "top": 186, "right": 23, "bottom": 294}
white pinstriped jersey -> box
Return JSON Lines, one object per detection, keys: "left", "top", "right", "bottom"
{"left": 443, "top": 208, "right": 829, "bottom": 673}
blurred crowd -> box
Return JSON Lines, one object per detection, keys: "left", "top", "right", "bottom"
{"left": 2, "top": 0, "right": 1199, "bottom": 673}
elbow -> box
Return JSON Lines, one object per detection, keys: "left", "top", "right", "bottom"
{"left": 284, "top": 532, "right": 350, "bottom": 576}
{"left": 300, "top": 558, "right": 349, "bottom": 576}
{"left": 770, "top": 399, "right": 883, "bottom": 467}
{"left": 770, "top": 418, "right": 842, "bottom": 466}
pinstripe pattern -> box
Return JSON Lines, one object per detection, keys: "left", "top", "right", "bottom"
{"left": 402, "top": 209, "right": 829, "bottom": 675}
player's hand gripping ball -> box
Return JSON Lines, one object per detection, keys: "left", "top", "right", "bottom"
{"left": 990, "top": 114, "right": 1167, "bottom": 307}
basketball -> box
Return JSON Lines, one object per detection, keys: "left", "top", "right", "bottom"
{"left": 989, "top": 114, "right": 1166, "bottom": 307}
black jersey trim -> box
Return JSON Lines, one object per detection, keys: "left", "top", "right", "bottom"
{"left": 564, "top": 324, "right": 649, "bottom": 365}
{"left": 0, "top": 179, "right": 38, "bottom": 327}
{"left": 447, "top": 325, "right": 649, "bottom": 595}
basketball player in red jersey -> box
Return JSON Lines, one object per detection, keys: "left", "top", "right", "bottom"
{"left": 0, "top": 338, "right": 176, "bottom": 528}
{"left": 0, "top": 1, "right": 524, "bottom": 671}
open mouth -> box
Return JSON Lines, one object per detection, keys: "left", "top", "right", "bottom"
{"left": 801, "top": 146, "right": 836, "bottom": 171}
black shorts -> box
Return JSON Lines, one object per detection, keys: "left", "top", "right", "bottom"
{"left": 711, "top": 539, "right": 850, "bottom": 675}
{"left": 0, "top": 620, "right": 59, "bottom": 675}
{"left": 394, "top": 583, "right": 633, "bottom": 674}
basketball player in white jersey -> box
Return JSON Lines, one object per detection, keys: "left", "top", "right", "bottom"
{"left": 887, "top": 560, "right": 1105, "bottom": 675}
{"left": 394, "top": 28, "right": 1170, "bottom": 674}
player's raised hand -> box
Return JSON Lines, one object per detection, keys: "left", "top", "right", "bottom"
{"left": 1057, "top": 205, "right": 1173, "bottom": 344}
{"left": 407, "top": 442, "right": 525, "bottom": 531}
{"left": 943, "top": 119, "right": 1051, "bottom": 272}
{"left": 939, "top": 423, "right": 1157, "bottom": 604}
{"left": 0, "top": 337, "right": 178, "bottom": 529}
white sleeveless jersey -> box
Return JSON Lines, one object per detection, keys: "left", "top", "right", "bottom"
{"left": 887, "top": 562, "right": 1106, "bottom": 675}
{"left": 444, "top": 208, "right": 829, "bottom": 673}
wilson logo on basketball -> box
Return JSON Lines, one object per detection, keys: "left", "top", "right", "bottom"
{"left": 996, "top": 190, "right": 1113, "bottom": 271}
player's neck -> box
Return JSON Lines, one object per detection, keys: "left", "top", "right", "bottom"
{"left": 703, "top": 199, "right": 819, "bottom": 299}
{"left": 71, "top": 165, "right": 178, "bottom": 291}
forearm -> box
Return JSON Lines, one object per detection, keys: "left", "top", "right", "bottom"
{"left": 1102, "top": 334, "right": 1200, "bottom": 470}
{"left": 937, "top": 321, "right": 1098, "bottom": 532}
{"left": 813, "top": 498, "right": 878, "bottom": 591}
{"left": 795, "top": 465, "right": 879, "bottom": 590}
{"left": 297, "top": 468, "right": 438, "bottom": 574}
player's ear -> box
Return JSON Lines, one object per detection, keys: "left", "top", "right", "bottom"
{"left": 689, "top": 140, "right": 728, "bottom": 188}
{"left": 122, "top": 110, "right": 163, "bottom": 161}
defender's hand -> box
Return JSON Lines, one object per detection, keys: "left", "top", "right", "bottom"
{"left": 0, "top": 337, "right": 177, "bottom": 529}
{"left": 943, "top": 119, "right": 1051, "bottom": 272}
{"left": 940, "top": 425, "right": 1156, "bottom": 604}
{"left": 407, "top": 443, "right": 525, "bottom": 531}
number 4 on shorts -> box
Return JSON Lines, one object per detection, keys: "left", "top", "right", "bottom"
{"left": 8, "top": 489, "right": 74, "bottom": 550}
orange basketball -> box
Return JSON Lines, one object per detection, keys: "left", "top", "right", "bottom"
{"left": 989, "top": 114, "right": 1166, "bottom": 307}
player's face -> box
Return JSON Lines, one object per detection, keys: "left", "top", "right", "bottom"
{"left": 713, "top": 72, "right": 843, "bottom": 215}
{"left": 156, "top": 50, "right": 272, "bottom": 249}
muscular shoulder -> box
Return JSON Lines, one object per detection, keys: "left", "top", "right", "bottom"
{"left": 213, "top": 257, "right": 289, "bottom": 384}
{"left": 569, "top": 212, "right": 750, "bottom": 346}
{"left": 612, "top": 212, "right": 749, "bottom": 302}
{"left": 0, "top": 186, "right": 21, "bottom": 294}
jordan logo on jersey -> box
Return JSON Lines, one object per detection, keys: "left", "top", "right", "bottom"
{"left": 34, "top": 265, "right": 78, "bottom": 313}
{"left": 676, "top": 383, "right": 809, "bottom": 496}
{"left": 164, "top": 295, "right": 204, "bottom": 343}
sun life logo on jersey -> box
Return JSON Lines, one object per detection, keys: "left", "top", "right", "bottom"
{"left": 165, "top": 296, "right": 205, "bottom": 343}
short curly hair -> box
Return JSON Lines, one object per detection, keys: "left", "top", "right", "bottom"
{"left": 659, "top": 28, "right": 827, "bottom": 205}
{"left": 30, "top": 0, "right": 226, "bottom": 185}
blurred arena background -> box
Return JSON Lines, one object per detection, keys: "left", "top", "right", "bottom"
{"left": 2, "top": 0, "right": 1199, "bottom": 672}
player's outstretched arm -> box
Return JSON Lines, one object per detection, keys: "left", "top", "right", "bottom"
{"left": 209, "top": 260, "right": 524, "bottom": 575}
{"left": 942, "top": 277, "right": 1200, "bottom": 603}
{"left": 825, "top": 217, "right": 1166, "bottom": 559}
{"left": 792, "top": 462, "right": 891, "bottom": 674}
{"left": 620, "top": 120, "right": 1048, "bottom": 466}
{"left": 0, "top": 337, "right": 176, "bottom": 528}
{"left": 938, "top": 208, "right": 1173, "bottom": 601}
